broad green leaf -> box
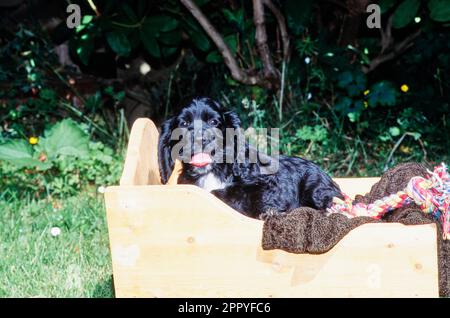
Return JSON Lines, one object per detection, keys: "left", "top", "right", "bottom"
{"left": 224, "top": 34, "right": 238, "bottom": 54}
{"left": 184, "top": 19, "right": 210, "bottom": 51}
{"left": 187, "top": 29, "right": 210, "bottom": 51}
{"left": 206, "top": 51, "right": 222, "bottom": 63}
{"left": 0, "top": 140, "right": 51, "bottom": 170}
{"left": 379, "top": 0, "right": 397, "bottom": 14}
{"left": 121, "top": 3, "right": 138, "bottom": 22}
{"left": 161, "top": 46, "right": 178, "bottom": 58}
{"left": 379, "top": 132, "right": 392, "bottom": 142}
{"left": 158, "top": 30, "right": 181, "bottom": 46}
{"left": 222, "top": 9, "right": 240, "bottom": 26}
{"left": 0, "top": 139, "right": 32, "bottom": 160}
{"left": 75, "top": 34, "right": 94, "bottom": 65}
{"left": 368, "top": 81, "right": 397, "bottom": 106}
{"left": 41, "top": 119, "right": 89, "bottom": 159}
{"left": 6, "top": 157, "right": 52, "bottom": 170}
{"left": 143, "top": 16, "right": 179, "bottom": 33}
{"left": 76, "top": 15, "right": 94, "bottom": 33}
{"left": 82, "top": 15, "right": 93, "bottom": 25}
{"left": 347, "top": 112, "right": 360, "bottom": 123}
{"left": 336, "top": 71, "right": 366, "bottom": 96}
{"left": 222, "top": 9, "right": 237, "bottom": 24}
{"left": 428, "top": 0, "right": 450, "bottom": 22}
{"left": 335, "top": 96, "right": 353, "bottom": 113}
{"left": 337, "top": 71, "right": 353, "bottom": 88}
{"left": 389, "top": 126, "right": 401, "bottom": 136}
{"left": 140, "top": 30, "right": 161, "bottom": 57}
{"left": 106, "top": 31, "right": 131, "bottom": 56}
{"left": 392, "top": 0, "right": 420, "bottom": 28}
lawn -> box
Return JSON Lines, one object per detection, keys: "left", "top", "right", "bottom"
{"left": 0, "top": 193, "right": 114, "bottom": 298}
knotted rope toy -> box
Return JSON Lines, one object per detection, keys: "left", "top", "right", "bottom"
{"left": 327, "top": 163, "right": 450, "bottom": 240}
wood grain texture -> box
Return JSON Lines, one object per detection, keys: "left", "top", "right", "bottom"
{"left": 105, "top": 185, "right": 438, "bottom": 298}
{"left": 119, "top": 118, "right": 161, "bottom": 186}
{"left": 104, "top": 117, "right": 439, "bottom": 298}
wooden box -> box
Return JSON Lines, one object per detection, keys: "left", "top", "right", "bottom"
{"left": 104, "top": 118, "right": 439, "bottom": 297}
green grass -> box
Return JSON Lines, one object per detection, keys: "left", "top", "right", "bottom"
{"left": 0, "top": 193, "right": 114, "bottom": 297}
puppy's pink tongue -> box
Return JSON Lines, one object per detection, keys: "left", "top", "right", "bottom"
{"left": 189, "top": 153, "right": 212, "bottom": 167}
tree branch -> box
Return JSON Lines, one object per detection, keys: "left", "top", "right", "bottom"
{"left": 380, "top": 14, "right": 394, "bottom": 54}
{"left": 180, "top": 0, "right": 261, "bottom": 85}
{"left": 363, "top": 29, "right": 421, "bottom": 73}
{"left": 253, "top": 0, "right": 278, "bottom": 81}
{"left": 263, "top": 0, "right": 290, "bottom": 60}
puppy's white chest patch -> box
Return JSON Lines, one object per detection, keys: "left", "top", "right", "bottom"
{"left": 198, "top": 173, "right": 227, "bottom": 192}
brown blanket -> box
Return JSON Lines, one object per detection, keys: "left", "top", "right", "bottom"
{"left": 261, "top": 162, "right": 449, "bottom": 297}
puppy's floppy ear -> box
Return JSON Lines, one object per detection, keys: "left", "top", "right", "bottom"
{"left": 223, "top": 110, "right": 241, "bottom": 129}
{"left": 158, "top": 117, "right": 176, "bottom": 184}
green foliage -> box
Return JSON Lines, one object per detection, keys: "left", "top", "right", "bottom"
{"left": 0, "top": 120, "right": 123, "bottom": 198}
{"left": 367, "top": 82, "right": 397, "bottom": 107}
{"left": 296, "top": 125, "right": 328, "bottom": 143}
{"left": 70, "top": 1, "right": 209, "bottom": 63}
{"left": 41, "top": 119, "right": 90, "bottom": 159}
{"left": 392, "top": 0, "right": 421, "bottom": 29}
{"left": 219, "top": 10, "right": 449, "bottom": 175}
{"left": 106, "top": 31, "right": 132, "bottom": 57}
{"left": 72, "top": 14, "right": 98, "bottom": 65}
{"left": 0, "top": 140, "right": 49, "bottom": 170}
{"left": 428, "top": 0, "right": 450, "bottom": 22}
{"left": 0, "top": 26, "right": 127, "bottom": 148}
{"left": 336, "top": 71, "right": 367, "bottom": 97}
{"left": 379, "top": 0, "right": 397, "bottom": 13}
{"left": 0, "top": 119, "right": 89, "bottom": 170}
{"left": 2, "top": 0, "right": 449, "bottom": 181}
{"left": 140, "top": 15, "right": 181, "bottom": 57}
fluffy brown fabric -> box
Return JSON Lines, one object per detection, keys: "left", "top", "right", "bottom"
{"left": 261, "top": 162, "right": 449, "bottom": 297}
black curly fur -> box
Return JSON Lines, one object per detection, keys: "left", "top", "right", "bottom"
{"left": 158, "top": 97, "right": 343, "bottom": 218}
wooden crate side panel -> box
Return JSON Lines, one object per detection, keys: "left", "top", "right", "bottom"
{"left": 105, "top": 185, "right": 439, "bottom": 298}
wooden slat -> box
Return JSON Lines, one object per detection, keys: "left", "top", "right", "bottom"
{"left": 105, "top": 185, "right": 439, "bottom": 298}
{"left": 334, "top": 177, "right": 380, "bottom": 198}
{"left": 120, "top": 118, "right": 161, "bottom": 186}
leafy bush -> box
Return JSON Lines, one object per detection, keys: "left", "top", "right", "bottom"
{"left": 0, "top": 26, "right": 127, "bottom": 148}
{"left": 1, "top": 0, "right": 449, "bottom": 179}
{"left": 0, "top": 119, "right": 123, "bottom": 198}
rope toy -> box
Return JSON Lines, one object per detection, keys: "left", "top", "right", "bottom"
{"left": 327, "top": 163, "right": 450, "bottom": 240}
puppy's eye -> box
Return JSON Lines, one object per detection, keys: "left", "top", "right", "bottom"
{"left": 179, "top": 120, "right": 190, "bottom": 128}
{"left": 208, "top": 119, "right": 219, "bottom": 127}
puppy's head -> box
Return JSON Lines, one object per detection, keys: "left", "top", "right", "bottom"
{"left": 158, "top": 97, "right": 242, "bottom": 184}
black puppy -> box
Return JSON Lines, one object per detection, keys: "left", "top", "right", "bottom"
{"left": 158, "top": 97, "right": 343, "bottom": 219}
